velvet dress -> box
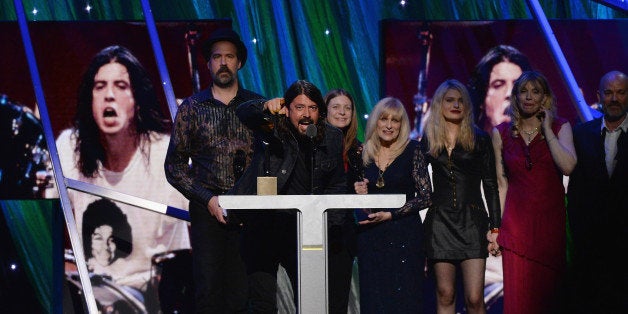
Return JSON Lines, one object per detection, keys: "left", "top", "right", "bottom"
{"left": 496, "top": 119, "right": 567, "bottom": 314}
{"left": 422, "top": 128, "right": 501, "bottom": 261}
{"left": 354, "top": 140, "right": 432, "bottom": 313}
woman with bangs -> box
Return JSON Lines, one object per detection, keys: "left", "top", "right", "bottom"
{"left": 352, "top": 97, "right": 432, "bottom": 313}
{"left": 422, "top": 79, "right": 501, "bottom": 314}
{"left": 492, "top": 71, "right": 576, "bottom": 313}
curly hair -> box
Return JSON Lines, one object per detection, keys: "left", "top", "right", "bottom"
{"left": 508, "top": 71, "right": 557, "bottom": 136}
{"left": 82, "top": 198, "right": 132, "bottom": 263}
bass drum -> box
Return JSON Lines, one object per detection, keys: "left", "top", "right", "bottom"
{"left": 65, "top": 271, "right": 147, "bottom": 314}
{"left": 149, "top": 249, "right": 195, "bottom": 314}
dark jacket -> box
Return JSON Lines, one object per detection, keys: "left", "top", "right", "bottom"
{"left": 231, "top": 99, "right": 347, "bottom": 225}
{"left": 568, "top": 117, "right": 628, "bottom": 250}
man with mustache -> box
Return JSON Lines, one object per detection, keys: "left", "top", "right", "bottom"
{"left": 165, "top": 28, "right": 265, "bottom": 313}
{"left": 232, "top": 80, "right": 347, "bottom": 313}
{"left": 567, "top": 70, "right": 628, "bottom": 313}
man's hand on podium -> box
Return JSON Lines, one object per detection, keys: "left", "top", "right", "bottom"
{"left": 208, "top": 196, "right": 227, "bottom": 224}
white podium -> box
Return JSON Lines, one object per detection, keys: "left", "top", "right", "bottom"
{"left": 219, "top": 194, "right": 406, "bottom": 314}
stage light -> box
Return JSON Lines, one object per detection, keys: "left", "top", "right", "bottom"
{"left": 325, "top": 29, "right": 330, "bottom": 36}
{"left": 31, "top": 7, "right": 38, "bottom": 15}
{"left": 363, "top": 114, "right": 369, "bottom": 120}
{"left": 85, "top": 4, "right": 92, "bottom": 13}
{"left": 400, "top": 0, "right": 406, "bottom": 7}
{"left": 10, "top": 263, "right": 17, "bottom": 271}
{"left": 252, "top": 38, "right": 258, "bottom": 44}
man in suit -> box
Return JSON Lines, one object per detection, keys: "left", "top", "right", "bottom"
{"left": 567, "top": 70, "right": 627, "bottom": 313}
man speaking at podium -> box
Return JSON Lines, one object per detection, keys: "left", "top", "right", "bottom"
{"left": 233, "top": 80, "right": 347, "bottom": 313}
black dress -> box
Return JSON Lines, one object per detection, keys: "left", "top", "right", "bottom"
{"left": 354, "top": 140, "right": 432, "bottom": 313}
{"left": 421, "top": 128, "right": 500, "bottom": 260}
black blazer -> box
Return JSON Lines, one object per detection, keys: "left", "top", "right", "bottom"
{"left": 567, "top": 117, "right": 628, "bottom": 249}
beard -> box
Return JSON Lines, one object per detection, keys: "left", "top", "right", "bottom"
{"left": 289, "top": 117, "right": 316, "bottom": 139}
{"left": 212, "top": 67, "right": 236, "bottom": 88}
{"left": 603, "top": 102, "right": 627, "bottom": 122}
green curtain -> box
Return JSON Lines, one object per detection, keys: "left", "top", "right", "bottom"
{"left": 1, "top": 0, "right": 624, "bottom": 138}
{"left": 0, "top": 199, "right": 60, "bottom": 314}
{"left": 0, "top": 1, "right": 625, "bottom": 312}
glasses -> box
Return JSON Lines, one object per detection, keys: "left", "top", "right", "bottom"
{"left": 524, "top": 145, "right": 532, "bottom": 171}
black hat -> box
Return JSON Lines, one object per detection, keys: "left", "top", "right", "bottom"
{"left": 201, "top": 28, "right": 247, "bottom": 67}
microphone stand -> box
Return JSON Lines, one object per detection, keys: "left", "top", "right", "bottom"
{"left": 311, "top": 140, "right": 316, "bottom": 195}
{"left": 305, "top": 124, "right": 317, "bottom": 195}
{"left": 185, "top": 23, "right": 201, "bottom": 94}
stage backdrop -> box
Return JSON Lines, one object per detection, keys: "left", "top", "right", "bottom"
{"left": 1, "top": 20, "right": 230, "bottom": 313}
{"left": 382, "top": 19, "right": 628, "bottom": 130}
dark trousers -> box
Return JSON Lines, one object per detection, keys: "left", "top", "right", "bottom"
{"left": 241, "top": 212, "right": 298, "bottom": 313}
{"left": 189, "top": 200, "right": 248, "bottom": 314}
{"left": 327, "top": 222, "right": 357, "bottom": 314}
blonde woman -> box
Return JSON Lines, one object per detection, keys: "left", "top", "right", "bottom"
{"left": 353, "top": 97, "right": 432, "bottom": 313}
{"left": 492, "top": 71, "right": 576, "bottom": 313}
{"left": 422, "top": 79, "right": 501, "bottom": 314}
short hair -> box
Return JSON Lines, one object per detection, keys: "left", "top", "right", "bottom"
{"left": 201, "top": 28, "right": 247, "bottom": 66}
{"left": 82, "top": 198, "right": 132, "bottom": 262}
{"left": 362, "top": 97, "right": 411, "bottom": 166}
{"left": 467, "top": 45, "right": 532, "bottom": 127}
{"left": 508, "top": 70, "right": 556, "bottom": 136}
{"left": 74, "top": 45, "right": 168, "bottom": 177}
{"left": 425, "top": 79, "right": 476, "bottom": 157}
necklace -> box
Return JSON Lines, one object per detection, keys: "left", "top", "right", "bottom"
{"left": 375, "top": 158, "right": 391, "bottom": 188}
{"left": 521, "top": 127, "right": 539, "bottom": 143}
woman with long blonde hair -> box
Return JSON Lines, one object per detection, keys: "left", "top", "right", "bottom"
{"left": 353, "top": 97, "right": 432, "bottom": 313}
{"left": 492, "top": 71, "right": 576, "bottom": 313}
{"left": 422, "top": 79, "right": 501, "bottom": 314}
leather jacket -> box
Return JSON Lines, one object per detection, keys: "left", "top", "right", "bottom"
{"left": 231, "top": 99, "right": 347, "bottom": 225}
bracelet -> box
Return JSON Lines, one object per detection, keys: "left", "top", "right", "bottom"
{"left": 546, "top": 136, "right": 558, "bottom": 143}
{"left": 490, "top": 228, "right": 499, "bottom": 234}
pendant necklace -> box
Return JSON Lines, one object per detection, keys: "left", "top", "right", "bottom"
{"left": 376, "top": 157, "right": 391, "bottom": 188}
{"left": 522, "top": 127, "right": 539, "bottom": 144}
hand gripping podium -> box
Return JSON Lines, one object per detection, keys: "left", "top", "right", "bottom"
{"left": 219, "top": 194, "right": 406, "bottom": 314}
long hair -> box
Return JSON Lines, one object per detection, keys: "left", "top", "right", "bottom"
{"left": 467, "top": 45, "right": 532, "bottom": 128}
{"left": 82, "top": 198, "right": 132, "bottom": 262}
{"left": 362, "top": 97, "right": 410, "bottom": 166}
{"left": 74, "top": 45, "right": 168, "bottom": 177}
{"left": 508, "top": 71, "right": 557, "bottom": 136}
{"left": 277, "top": 80, "right": 327, "bottom": 142}
{"left": 324, "top": 88, "right": 358, "bottom": 163}
{"left": 425, "top": 79, "right": 476, "bottom": 157}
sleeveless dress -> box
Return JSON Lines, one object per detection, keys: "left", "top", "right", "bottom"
{"left": 496, "top": 118, "right": 567, "bottom": 314}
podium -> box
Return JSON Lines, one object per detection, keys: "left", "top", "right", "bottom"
{"left": 219, "top": 194, "right": 406, "bottom": 314}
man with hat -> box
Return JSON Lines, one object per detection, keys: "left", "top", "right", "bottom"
{"left": 165, "top": 27, "right": 265, "bottom": 313}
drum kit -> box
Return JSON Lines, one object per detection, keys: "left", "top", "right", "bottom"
{"left": 0, "top": 94, "right": 51, "bottom": 199}
{"left": 64, "top": 248, "right": 194, "bottom": 313}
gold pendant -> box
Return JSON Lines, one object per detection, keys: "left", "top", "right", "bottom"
{"left": 376, "top": 175, "right": 385, "bottom": 188}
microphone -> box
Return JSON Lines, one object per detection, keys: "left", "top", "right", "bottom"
{"left": 306, "top": 124, "right": 317, "bottom": 139}
{"left": 305, "top": 124, "right": 317, "bottom": 194}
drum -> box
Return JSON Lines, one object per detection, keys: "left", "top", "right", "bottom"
{"left": 150, "top": 249, "right": 195, "bottom": 314}
{"left": 65, "top": 271, "right": 147, "bottom": 314}
{"left": 0, "top": 95, "right": 51, "bottom": 199}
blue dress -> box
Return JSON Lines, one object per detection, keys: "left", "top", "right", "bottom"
{"left": 355, "top": 140, "right": 432, "bottom": 313}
